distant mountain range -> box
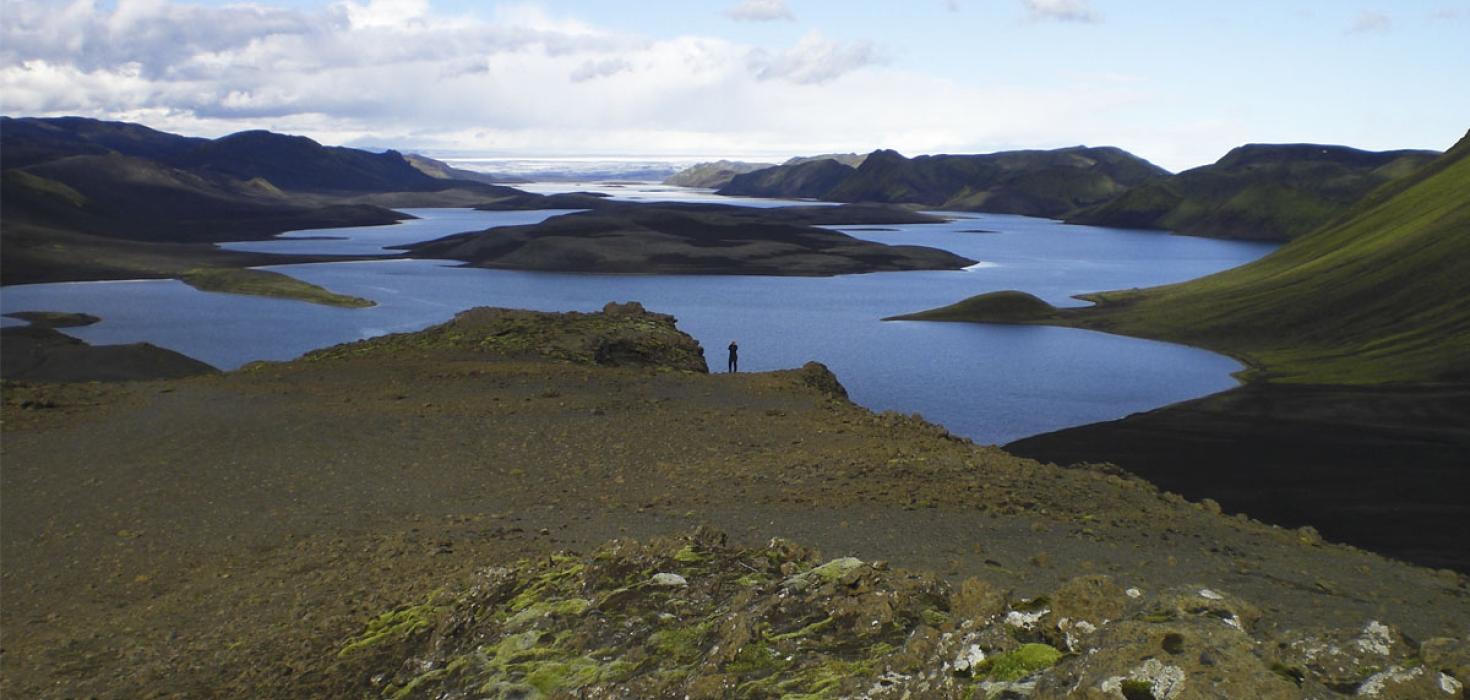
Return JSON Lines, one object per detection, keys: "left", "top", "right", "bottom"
{"left": 896, "top": 130, "right": 1470, "bottom": 384}
{"left": 662, "top": 154, "right": 870, "bottom": 189}
{"left": 0, "top": 116, "right": 516, "bottom": 283}
{"left": 663, "top": 160, "right": 776, "bottom": 188}
{"left": 660, "top": 142, "right": 1441, "bottom": 241}
{"left": 5, "top": 115, "right": 1449, "bottom": 289}
{"left": 1066, "top": 143, "right": 1438, "bottom": 241}
{"left": 710, "top": 146, "right": 1171, "bottom": 219}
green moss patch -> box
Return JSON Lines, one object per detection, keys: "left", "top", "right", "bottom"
{"left": 886, "top": 291, "right": 1059, "bottom": 324}
{"left": 976, "top": 643, "right": 1063, "bottom": 682}
{"left": 181, "top": 268, "right": 375, "bottom": 308}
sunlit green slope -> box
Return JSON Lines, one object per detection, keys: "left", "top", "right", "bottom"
{"left": 1081, "top": 131, "right": 1470, "bottom": 383}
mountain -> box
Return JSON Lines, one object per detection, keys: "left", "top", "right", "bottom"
{"left": 662, "top": 160, "right": 776, "bottom": 188}
{"left": 2, "top": 152, "right": 402, "bottom": 244}
{"left": 717, "top": 158, "right": 858, "bottom": 198}
{"left": 403, "top": 153, "right": 501, "bottom": 185}
{"left": 2, "top": 117, "right": 459, "bottom": 194}
{"left": 176, "top": 130, "right": 445, "bottom": 193}
{"left": 0, "top": 116, "right": 514, "bottom": 284}
{"left": 890, "top": 132, "right": 1470, "bottom": 570}
{"left": 0, "top": 115, "right": 207, "bottom": 169}
{"left": 826, "top": 147, "right": 1170, "bottom": 216}
{"left": 1066, "top": 143, "right": 1439, "bottom": 241}
{"left": 784, "top": 152, "right": 868, "bottom": 168}
{"left": 898, "top": 131, "right": 1470, "bottom": 383}
{"left": 717, "top": 146, "right": 1169, "bottom": 217}
{"left": 1072, "top": 132, "right": 1470, "bottom": 384}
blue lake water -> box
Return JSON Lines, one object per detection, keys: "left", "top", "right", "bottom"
{"left": 0, "top": 190, "right": 1277, "bottom": 444}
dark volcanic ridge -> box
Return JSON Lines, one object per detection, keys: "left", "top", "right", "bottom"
{"left": 402, "top": 203, "right": 976, "bottom": 275}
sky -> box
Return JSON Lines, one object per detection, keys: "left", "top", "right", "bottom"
{"left": 2, "top": 0, "right": 1467, "bottom": 171}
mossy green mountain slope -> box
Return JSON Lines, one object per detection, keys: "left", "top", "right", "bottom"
{"left": 825, "top": 147, "right": 1169, "bottom": 217}
{"left": 915, "top": 132, "right": 1470, "bottom": 385}
{"left": 717, "top": 158, "right": 857, "bottom": 198}
{"left": 1066, "top": 143, "right": 1438, "bottom": 241}
{"left": 1077, "top": 131, "right": 1470, "bottom": 384}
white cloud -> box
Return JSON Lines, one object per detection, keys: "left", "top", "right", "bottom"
{"left": 570, "top": 57, "right": 632, "bottom": 83}
{"left": 724, "top": 0, "right": 795, "bottom": 22}
{"left": 750, "top": 33, "right": 882, "bottom": 85}
{"left": 337, "top": 0, "right": 429, "bottom": 29}
{"left": 1348, "top": 10, "right": 1392, "bottom": 33}
{"left": 1022, "top": 0, "right": 1099, "bottom": 23}
{"left": 0, "top": 0, "right": 1208, "bottom": 166}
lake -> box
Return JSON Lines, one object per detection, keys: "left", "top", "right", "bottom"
{"left": 0, "top": 186, "right": 1277, "bottom": 444}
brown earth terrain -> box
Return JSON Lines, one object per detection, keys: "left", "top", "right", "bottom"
{"left": 1, "top": 305, "right": 1467, "bottom": 698}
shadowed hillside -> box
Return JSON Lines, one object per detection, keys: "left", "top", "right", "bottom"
{"left": 718, "top": 158, "right": 858, "bottom": 199}
{"left": 0, "top": 117, "right": 519, "bottom": 286}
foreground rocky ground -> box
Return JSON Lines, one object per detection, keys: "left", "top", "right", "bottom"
{"left": 2, "top": 304, "right": 1467, "bottom": 698}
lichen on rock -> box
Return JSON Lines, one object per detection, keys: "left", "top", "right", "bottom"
{"left": 330, "top": 531, "right": 1466, "bottom": 699}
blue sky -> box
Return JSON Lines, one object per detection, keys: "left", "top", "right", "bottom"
{"left": 3, "top": 0, "right": 1466, "bottom": 170}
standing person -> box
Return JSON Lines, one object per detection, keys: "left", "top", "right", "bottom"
{"left": 727, "top": 340, "right": 739, "bottom": 373}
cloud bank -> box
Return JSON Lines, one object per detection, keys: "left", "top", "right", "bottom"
{"left": 724, "top": 0, "right": 796, "bottom": 22}
{"left": 2, "top": 0, "right": 1234, "bottom": 169}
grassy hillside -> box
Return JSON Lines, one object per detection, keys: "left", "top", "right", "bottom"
{"left": 1066, "top": 144, "right": 1438, "bottom": 241}
{"left": 1, "top": 153, "right": 407, "bottom": 243}
{"left": 1074, "top": 131, "right": 1470, "bottom": 383}
{"left": 911, "top": 132, "right": 1469, "bottom": 385}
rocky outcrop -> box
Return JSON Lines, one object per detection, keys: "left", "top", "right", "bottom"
{"left": 303, "top": 303, "right": 710, "bottom": 372}
{"left": 330, "top": 530, "right": 1467, "bottom": 699}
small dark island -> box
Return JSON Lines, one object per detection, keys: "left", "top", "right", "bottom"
{"left": 400, "top": 203, "right": 977, "bottom": 276}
